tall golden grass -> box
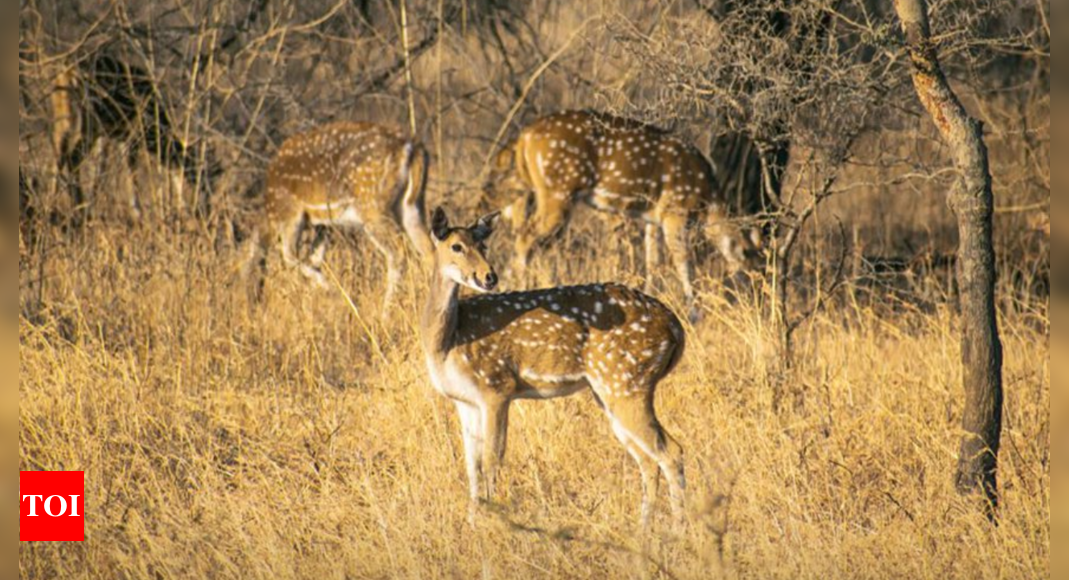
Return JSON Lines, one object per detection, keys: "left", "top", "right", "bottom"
{"left": 19, "top": 204, "right": 1048, "bottom": 578}
{"left": 17, "top": 1, "right": 1049, "bottom": 575}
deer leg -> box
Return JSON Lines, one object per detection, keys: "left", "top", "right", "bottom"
{"left": 281, "top": 215, "right": 326, "bottom": 287}
{"left": 185, "top": 162, "right": 211, "bottom": 220}
{"left": 592, "top": 380, "right": 663, "bottom": 527}
{"left": 501, "top": 193, "right": 530, "bottom": 233}
{"left": 481, "top": 399, "right": 511, "bottom": 503}
{"left": 244, "top": 224, "right": 274, "bottom": 304}
{"left": 127, "top": 145, "right": 157, "bottom": 220}
{"left": 306, "top": 226, "right": 331, "bottom": 269}
{"left": 279, "top": 218, "right": 302, "bottom": 269}
{"left": 664, "top": 217, "right": 698, "bottom": 322}
{"left": 600, "top": 389, "right": 686, "bottom": 527}
{"left": 363, "top": 219, "right": 407, "bottom": 314}
{"left": 455, "top": 401, "right": 485, "bottom": 521}
{"left": 608, "top": 416, "right": 661, "bottom": 529}
{"left": 659, "top": 429, "right": 686, "bottom": 524}
{"left": 60, "top": 142, "right": 89, "bottom": 226}
{"left": 513, "top": 193, "right": 571, "bottom": 282}
{"left": 140, "top": 146, "right": 182, "bottom": 217}
{"left": 170, "top": 168, "right": 186, "bottom": 215}
{"left": 121, "top": 145, "right": 146, "bottom": 222}
{"left": 644, "top": 222, "right": 663, "bottom": 295}
{"left": 384, "top": 252, "right": 405, "bottom": 313}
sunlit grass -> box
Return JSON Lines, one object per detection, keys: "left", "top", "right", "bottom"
{"left": 19, "top": 212, "right": 1049, "bottom": 579}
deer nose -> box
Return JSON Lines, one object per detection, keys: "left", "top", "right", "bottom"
{"left": 485, "top": 272, "right": 498, "bottom": 290}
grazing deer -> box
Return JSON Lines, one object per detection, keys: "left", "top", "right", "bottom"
{"left": 422, "top": 207, "right": 686, "bottom": 526}
{"left": 50, "top": 53, "right": 206, "bottom": 222}
{"left": 486, "top": 110, "right": 764, "bottom": 314}
{"left": 245, "top": 122, "right": 433, "bottom": 312}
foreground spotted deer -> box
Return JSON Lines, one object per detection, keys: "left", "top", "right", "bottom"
{"left": 246, "top": 122, "right": 432, "bottom": 311}
{"left": 488, "top": 110, "right": 764, "bottom": 315}
{"left": 422, "top": 207, "right": 686, "bottom": 526}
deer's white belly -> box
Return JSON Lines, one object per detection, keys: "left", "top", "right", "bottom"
{"left": 516, "top": 369, "right": 588, "bottom": 400}
{"left": 305, "top": 202, "right": 363, "bottom": 228}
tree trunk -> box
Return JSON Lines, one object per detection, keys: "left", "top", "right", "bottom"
{"left": 894, "top": 0, "right": 1005, "bottom": 515}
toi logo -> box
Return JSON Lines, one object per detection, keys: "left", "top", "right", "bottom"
{"left": 20, "top": 471, "right": 85, "bottom": 542}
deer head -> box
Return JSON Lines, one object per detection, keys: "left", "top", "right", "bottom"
{"left": 429, "top": 207, "right": 500, "bottom": 293}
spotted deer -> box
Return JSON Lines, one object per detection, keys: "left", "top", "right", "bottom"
{"left": 245, "top": 122, "right": 433, "bottom": 312}
{"left": 422, "top": 207, "right": 686, "bottom": 526}
{"left": 49, "top": 54, "right": 205, "bottom": 222}
{"left": 487, "top": 110, "right": 764, "bottom": 315}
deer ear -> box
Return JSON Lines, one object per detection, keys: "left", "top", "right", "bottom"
{"left": 431, "top": 207, "right": 450, "bottom": 242}
{"left": 471, "top": 211, "right": 500, "bottom": 242}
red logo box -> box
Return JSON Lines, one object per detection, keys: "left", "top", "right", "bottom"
{"left": 20, "top": 471, "right": 85, "bottom": 542}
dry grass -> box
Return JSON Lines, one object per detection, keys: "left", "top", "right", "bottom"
{"left": 16, "top": 4, "right": 1050, "bottom": 576}
{"left": 17, "top": 1, "right": 1049, "bottom": 575}
{"left": 18, "top": 209, "right": 1049, "bottom": 579}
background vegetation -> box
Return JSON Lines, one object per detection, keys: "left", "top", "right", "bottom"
{"left": 19, "top": 0, "right": 1048, "bottom": 578}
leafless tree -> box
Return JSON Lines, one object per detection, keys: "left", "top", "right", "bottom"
{"left": 18, "top": 0, "right": 1046, "bottom": 331}
{"left": 894, "top": 0, "right": 1004, "bottom": 517}
{"left": 594, "top": 0, "right": 891, "bottom": 368}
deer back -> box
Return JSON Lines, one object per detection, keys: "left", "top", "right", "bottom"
{"left": 449, "top": 284, "right": 685, "bottom": 400}
{"left": 265, "top": 122, "right": 413, "bottom": 224}
{"left": 513, "top": 111, "right": 717, "bottom": 218}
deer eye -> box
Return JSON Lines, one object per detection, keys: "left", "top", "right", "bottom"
{"left": 451, "top": 244, "right": 464, "bottom": 253}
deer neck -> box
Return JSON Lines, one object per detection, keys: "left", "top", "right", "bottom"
{"left": 421, "top": 268, "right": 461, "bottom": 362}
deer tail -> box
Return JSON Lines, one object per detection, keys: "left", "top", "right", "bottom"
{"left": 400, "top": 141, "right": 433, "bottom": 259}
